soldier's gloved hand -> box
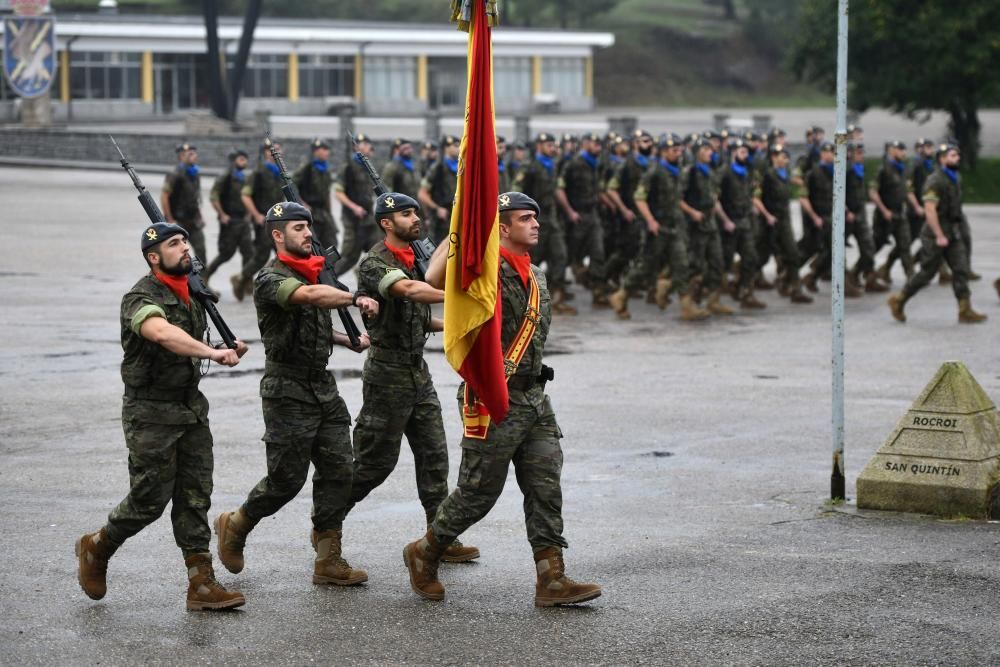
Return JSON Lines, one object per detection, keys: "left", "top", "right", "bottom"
{"left": 211, "top": 348, "right": 241, "bottom": 367}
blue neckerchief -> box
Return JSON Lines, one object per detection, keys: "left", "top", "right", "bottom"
{"left": 731, "top": 162, "right": 748, "bottom": 178}
{"left": 660, "top": 159, "right": 680, "bottom": 178}
{"left": 610, "top": 154, "right": 624, "bottom": 165}
{"left": 696, "top": 162, "right": 711, "bottom": 177}
{"left": 820, "top": 162, "right": 834, "bottom": 176}
{"left": 445, "top": 157, "right": 459, "bottom": 174}
{"left": 942, "top": 167, "right": 959, "bottom": 184}
{"left": 182, "top": 163, "right": 199, "bottom": 179}
{"left": 536, "top": 153, "right": 554, "bottom": 175}
{"left": 579, "top": 150, "right": 599, "bottom": 169}
{"left": 889, "top": 158, "right": 905, "bottom": 174}
{"left": 233, "top": 167, "right": 246, "bottom": 183}
{"left": 395, "top": 156, "right": 414, "bottom": 172}
{"left": 775, "top": 167, "right": 789, "bottom": 182}
{"left": 748, "top": 148, "right": 757, "bottom": 160}
{"left": 923, "top": 158, "right": 934, "bottom": 173}
{"left": 711, "top": 152, "right": 720, "bottom": 166}
{"left": 265, "top": 162, "right": 281, "bottom": 177}
{"left": 510, "top": 160, "right": 521, "bottom": 172}
{"left": 497, "top": 160, "right": 505, "bottom": 173}
{"left": 312, "top": 159, "right": 328, "bottom": 174}
{"left": 634, "top": 154, "right": 650, "bottom": 168}
{"left": 852, "top": 162, "right": 864, "bottom": 180}
{"left": 353, "top": 154, "right": 366, "bottom": 167}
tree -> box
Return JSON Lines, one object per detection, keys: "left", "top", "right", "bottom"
{"left": 789, "top": 0, "right": 1000, "bottom": 167}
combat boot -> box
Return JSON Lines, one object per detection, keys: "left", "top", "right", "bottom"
{"left": 571, "top": 263, "right": 589, "bottom": 288}
{"left": 888, "top": 292, "right": 907, "bottom": 323}
{"left": 533, "top": 547, "right": 601, "bottom": 607}
{"left": 994, "top": 277, "right": 1000, "bottom": 300}
{"left": 312, "top": 530, "right": 368, "bottom": 585}
{"left": 958, "top": 298, "right": 988, "bottom": 324}
{"left": 739, "top": 287, "right": 767, "bottom": 310}
{"left": 844, "top": 277, "right": 863, "bottom": 298}
{"left": 402, "top": 529, "right": 447, "bottom": 601}
{"left": 591, "top": 287, "right": 610, "bottom": 308}
{"left": 609, "top": 286, "right": 631, "bottom": 320}
{"left": 802, "top": 271, "right": 818, "bottom": 293}
{"left": 939, "top": 265, "right": 952, "bottom": 284}
{"left": 789, "top": 287, "right": 813, "bottom": 304}
{"left": 214, "top": 508, "right": 252, "bottom": 574}
{"left": 185, "top": 553, "right": 245, "bottom": 611}
{"left": 680, "top": 292, "right": 711, "bottom": 321}
{"left": 864, "top": 271, "right": 890, "bottom": 293}
{"left": 229, "top": 274, "right": 245, "bottom": 302}
{"left": 755, "top": 272, "right": 775, "bottom": 290}
{"left": 75, "top": 527, "right": 119, "bottom": 600}
{"left": 551, "top": 287, "right": 578, "bottom": 316}
{"left": 440, "top": 538, "right": 481, "bottom": 563}
{"left": 706, "top": 290, "right": 735, "bottom": 315}
{"left": 876, "top": 261, "right": 892, "bottom": 285}
{"left": 654, "top": 277, "right": 672, "bottom": 311}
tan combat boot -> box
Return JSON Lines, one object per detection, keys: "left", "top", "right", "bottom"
{"left": 533, "top": 547, "right": 601, "bottom": 607}
{"left": 185, "top": 553, "right": 246, "bottom": 611}
{"left": 214, "top": 508, "right": 252, "bottom": 574}
{"left": 680, "top": 292, "right": 711, "bottom": 321}
{"left": 706, "top": 290, "right": 735, "bottom": 315}
{"left": 958, "top": 298, "right": 988, "bottom": 324}
{"left": 312, "top": 530, "right": 368, "bottom": 585}
{"left": 755, "top": 272, "right": 775, "bottom": 290}
{"left": 939, "top": 265, "right": 952, "bottom": 284}
{"left": 875, "top": 261, "right": 892, "bottom": 285}
{"left": 229, "top": 274, "right": 245, "bottom": 302}
{"left": 739, "top": 287, "right": 767, "bottom": 310}
{"left": 609, "top": 286, "right": 630, "bottom": 320}
{"left": 551, "top": 287, "right": 578, "bottom": 316}
{"left": 571, "top": 263, "right": 589, "bottom": 287}
{"left": 591, "top": 287, "right": 610, "bottom": 308}
{"left": 888, "top": 292, "right": 907, "bottom": 323}
{"left": 864, "top": 271, "right": 890, "bottom": 293}
{"left": 440, "top": 538, "right": 480, "bottom": 563}
{"left": 654, "top": 277, "right": 672, "bottom": 310}
{"left": 75, "top": 527, "right": 119, "bottom": 600}
{"left": 802, "top": 271, "right": 819, "bottom": 293}
{"left": 844, "top": 275, "right": 863, "bottom": 298}
{"left": 402, "top": 529, "right": 447, "bottom": 601}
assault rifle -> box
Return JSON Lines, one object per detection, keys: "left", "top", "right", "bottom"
{"left": 347, "top": 131, "right": 437, "bottom": 280}
{"left": 263, "top": 135, "right": 363, "bottom": 349}
{"left": 110, "top": 135, "right": 238, "bottom": 350}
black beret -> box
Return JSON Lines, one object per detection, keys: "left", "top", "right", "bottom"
{"left": 936, "top": 143, "right": 958, "bottom": 157}
{"left": 375, "top": 192, "right": 420, "bottom": 216}
{"left": 498, "top": 191, "right": 539, "bottom": 216}
{"left": 768, "top": 127, "right": 786, "bottom": 140}
{"left": 769, "top": 143, "right": 789, "bottom": 156}
{"left": 141, "top": 222, "right": 188, "bottom": 252}
{"left": 228, "top": 148, "right": 249, "bottom": 160}
{"left": 887, "top": 140, "right": 907, "bottom": 150}
{"left": 175, "top": 143, "right": 196, "bottom": 153}
{"left": 848, "top": 142, "right": 865, "bottom": 151}
{"left": 422, "top": 141, "right": 437, "bottom": 150}
{"left": 847, "top": 124, "right": 863, "bottom": 133}
{"left": 658, "top": 132, "right": 683, "bottom": 148}
{"left": 393, "top": 138, "right": 412, "bottom": 148}
{"left": 311, "top": 138, "right": 331, "bottom": 150}
{"left": 633, "top": 129, "right": 654, "bottom": 140}
{"left": 914, "top": 137, "right": 934, "bottom": 148}
{"left": 561, "top": 133, "right": 577, "bottom": 143}
{"left": 581, "top": 132, "right": 602, "bottom": 142}
{"left": 353, "top": 133, "right": 372, "bottom": 144}
{"left": 496, "top": 135, "right": 507, "bottom": 144}
{"left": 809, "top": 125, "right": 825, "bottom": 134}
{"left": 703, "top": 129, "right": 721, "bottom": 140}
{"left": 513, "top": 141, "right": 526, "bottom": 150}
{"left": 820, "top": 142, "right": 835, "bottom": 152}
{"left": 535, "top": 132, "right": 556, "bottom": 143}
{"left": 441, "top": 135, "right": 461, "bottom": 148}
{"left": 692, "top": 138, "right": 712, "bottom": 151}
{"left": 266, "top": 201, "right": 312, "bottom": 224}
{"left": 729, "top": 138, "right": 747, "bottom": 149}
{"left": 685, "top": 132, "right": 701, "bottom": 143}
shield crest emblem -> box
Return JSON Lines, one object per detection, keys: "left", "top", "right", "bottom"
{"left": 3, "top": 16, "right": 58, "bottom": 99}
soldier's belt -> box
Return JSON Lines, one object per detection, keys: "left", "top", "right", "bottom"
{"left": 264, "top": 361, "right": 331, "bottom": 381}
{"left": 123, "top": 384, "right": 199, "bottom": 402}
{"left": 368, "top": 346, "right": 425, "bottom": 366}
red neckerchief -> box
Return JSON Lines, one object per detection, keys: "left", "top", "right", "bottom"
{"left": 499, "top": 246, "right": 532, "bottom": 289}
{"left": 154, "top": 271, "right": 190, "bottom": 305}
{"left": 278, "top": 253, "right": 325, "bottom": 284}
{"left": 384, "top": 240, "right": 415, "bottom": 270}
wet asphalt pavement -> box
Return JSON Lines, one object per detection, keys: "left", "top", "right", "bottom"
{"left": 1, "top": 166, "right": 998, "bottom": 666}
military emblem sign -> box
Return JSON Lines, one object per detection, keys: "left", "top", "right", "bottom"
{"left": 3, "top": 12, "right": 57, "bottom": 99}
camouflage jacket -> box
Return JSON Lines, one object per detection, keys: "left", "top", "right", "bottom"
{"left": 336, "top": 157, "right": 374, "bottom": 216}
{"left": 845, "top": 163, "right": 867, "bottom": 216}
{"left": 382, "top": 157, "right": 420, "bottom": 199}
{"left": 718, "top": 162, "right": 754, "bottom": 222}
{"left": 754, "top": 166, "right": 791, "bottom": 223}
{"left": 558, "top": 153, "right": 602, "bottom": 212}
{"left": 294, "top": 161, "right": 333, "bottom": 211}
{"left": 243, "top": 165, "right": 285, "bottom": 216}
{"left": 607, "top": 153, "right": 651, "bottom": 212}
{"left": 906, "top": 157, "right": 934, "bottom": 208}
{"left": 634, "top": 160, "right": 683, "bottom": 228}
{"left": 421, "top": 159, "right": 458, "bottom": 210}
{"left": 875, "top": 159, "right": 908, "bottom": 212}
{"left": 501, "top": 256, "right": 551, "bottom": 406}
{"left": 210, "top": 168, "right": 247, "bottom": 218}
{"left": 922, "top": 169, "right": 963, "bottom": 238}
{"left": 804, "top": 163, "right": 834, "bottom": 218}
{"left": 356, "top": 242, "right": 433, "bottom": 389}
{"left": 163, "top": 166, "right": 202, "bottom": 225}
{"left": 682, "top": 162, "right": 719, "bottom": 230}
{"left": 513, "top": 156, "right": 558, "bottom": 218}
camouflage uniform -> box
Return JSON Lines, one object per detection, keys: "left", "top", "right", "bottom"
{"left": 382, "top": 157, "right": 420, "bottom": 200}
{"left": 797, "top": 163, "right": 834, "bottom": 270}
{"left": 497, "top": 159, "right": 511, "bottom": 194}
{"left": 605, "top": 153, "right": 651, "bottom": 284}
{"left": 432, "top": 258, "right": 566, "bottom": 553}
{"left": 515, "top": 155, "right": 568, "bottom": 291}
{"left": 754, "top": 166, "right": 800, "bottom": 289}
{"left": 163, "top": 167, "right": 207, "bottom": 264}
{"left": 623, "top": 160, "right": 690, "bottom": 295}
{"left": 845, "top": 162, "right": 878, "bottom": 274}
{"left": 344, "top": 243, "right": 449, "bottom": 522}
{"left": 558, "top": 153, "right": 606, "bottom": 287}
{"left": 683, "top": 163, "right": 724, "bottom": 291}
{"left": 718, "top": 161, "right": 758, "bottom": 290}
{"left": 204, "top": 167, "right": 252, "bottom": 281}
{"left": 892, "top": 156, "right": 935, "bottom": 272}
{"left": 872, "top": 159, "right": 914, "bottom": 276}
{"left": 333, "top": 157, "right": 378, "bottom": 276}
{"left": 239, "top": 165, "right": 285, "bottom": 282}
{"left": 105, "top": 275, "right": 213, "bottom": 558}
{"left": 294, "top": 160, "right": 338, "bottom": 251}
{"left": 239, "top": 259, "right": 354, "bottom": 531}
{"left": 421, "top": 159, "right": 458, "bottom": 244}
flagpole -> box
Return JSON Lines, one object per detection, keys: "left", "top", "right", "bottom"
{"left": 830, "top": 0, "right": 848, "bottom": 501}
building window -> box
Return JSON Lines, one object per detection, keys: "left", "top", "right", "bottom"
{"left": 494, "top": 56, "right": 531, "bottom": 99}
{"left": 298, "top": 54, "right": 354, "bottom": 98}
{"left": 241, "top": 54, "right": 288, "bottom": 98}
{"left": 363, "top": 55, "right": 415, "bottom": 101}
{"left": 541, "top": 57, "right": 584, "bottom": 99}
{"left": 69, "top": 51, "right": 141, "bottom": 100}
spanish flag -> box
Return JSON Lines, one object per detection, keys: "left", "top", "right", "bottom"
{"left": 444, "top": 0, "right": 508, "bottom": 424}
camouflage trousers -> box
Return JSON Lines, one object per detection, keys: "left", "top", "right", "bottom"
{"left": 333, "top": 210, "right": 378, "bottom": 276}
{"left": 845, "top": 214, "right": 878, "bottom": 273}
{"left": 872, "top": 209, "right": 914, "bottom": 276}
{"left": 311, "top": 207, "right": 339, "bottom": 253}
{"left": 240, "top": 221, "right": 274, "bottom": 281}
{"left": 903, "top": 229, "right": 970, "bottom": 301}
{"left": 242, "top": 395, "right": 354, "bottom": 532}
{"left": 530, "top": 209, "right": 568, "bottom": 290}
{"left": 203, "top": 217, "right": 252, "bottom": 281}
{"left": 344, "top": 379, "right": 450, "bottom": 524}
{"left": 105, "top": 406, "right": 214, "bottom": 558}
{"left": 688, "top": 221, "right": 725, "bottom": 291}
{"left": 720, "top": 218, "right": 759, "bottom": 288}
{"left": 432, "top": 389, "right": 567, "bottom": 553}
{"left": 757, "top": 215, "right": 801, "bottom": 288}
{"left": 623, "top": 223, "right": 690, "bottom": 295}
{"left": 604, "top": 214, "right": 643, "bottom": 285}
{"left": 567, "top": 212, "right": 607, "bottom": 285}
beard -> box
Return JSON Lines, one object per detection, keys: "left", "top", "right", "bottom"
{"left": 639, "top": 146, "right": 653, "bottom": 157}
{"left": 285, "top": 241, "right": 314, "bottom": 259}
{"left": 161, "top": 255, "right": 192, "bottom": 276}
{"left": 948, "top": 162, "right": 961, "bottom": 171}
{"left": 393, "top": 221, "right": 421, "bottom": 242}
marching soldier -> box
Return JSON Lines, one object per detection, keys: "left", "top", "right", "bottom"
{"left": 418, "top": 135, "right": 460, "bottom": 244}
{"left": 506, "top": 141, "right": 527, "bottom": 175}
{"left": 871, "top": 140, "right": 914, "bottom": 281}
{"left": 294, "top": 138, "right": 339, "bottom": 253}
{"left": 497, "top": 135, "right": 511, "bottom": 193}
{"left": 402, "top": 191, "right": 601, "bottom": 607}
{"left": 419, "top": 140, "right": 438, "bottom": 179}
{"left": 203, "top": 149, "right": 253, "bottom": 285}
{"left": 344, "top": 192, "right": 479, "bottom": 563}
{"left": 383, "top": 138, "right": 420, "bottom": 199}
{"left": 845, "top": 143, "right": 887, "bottom": 294}
{"left": 76, "top": 222, "right": 249, "bottom": 611}
{"left": 797, "top": 142, "right": 836, "bottom": 292}
{"left": 888, "top": 145, "right": 987, "bottom": 324}
{"left": 231, "top": 142, "right": 285, "bottom": 301}
{"left": 333, "top": 133, "right": 378, "bottom": 275}
{"left": 717, "top": 138, "right": 764, "bottom": 308}
{"left": 887, "top": 137, "right": 937, "bottom": 284}
{"left": 603, "top": 131, "right": 647, "bottom": 287}
{"left": 557, "top": 133, "right": 577, "bottom": 173}
{"left": 213, "top": 202, "right": 381, "bottom": 587}
{"left": 681, "top": 139, "right": 733, "bottom": 315}
{"left": 161, "top": 143, "right": 208, "bottom": 269}
{"left": 514, "top": 132, "right": 575, "bottom": 315}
